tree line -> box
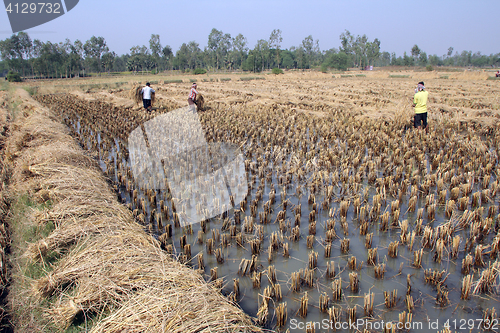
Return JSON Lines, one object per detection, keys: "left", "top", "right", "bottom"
{"left": 1, "top": 29, "right": 499, "bottom": 79}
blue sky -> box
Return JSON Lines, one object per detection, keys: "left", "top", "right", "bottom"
{"left": 1, "top": 0, "right": 499, "bottom": 57}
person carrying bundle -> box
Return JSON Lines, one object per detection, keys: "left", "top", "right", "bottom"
{"left": 412, "top": 81, "right": 428, "bottom": 133}
{"left": 141, "top": 82, "right": 155, "bottom": 112}
{"left": 188, "top": 82, "right": 198, "bottom": 113}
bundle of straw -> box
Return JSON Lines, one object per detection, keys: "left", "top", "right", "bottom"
{"left": 131, "top": 86, "right": 143, "bottom": 104}
{"left": 196, "top": 93, "right": 204, "bottom": 111}
{"left": 90, "top": 284, "right": 258, "bottom": 333}
{"left": 34, "top": 232, "right": 162, "bottom": 298}
{"left": 27, "top": 214, "right": 140, "bottom": 260}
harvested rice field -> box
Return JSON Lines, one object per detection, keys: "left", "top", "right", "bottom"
{"left": 6, "top": 69, "right": 500, "bottom": 332}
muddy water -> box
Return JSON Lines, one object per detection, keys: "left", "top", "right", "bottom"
{"left": 49, "top": 101, "right": 500, "bottom": 333}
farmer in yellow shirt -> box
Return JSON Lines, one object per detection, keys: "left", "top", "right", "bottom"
{"left": 413, "top": 81, "right": 428, "bottom": 133}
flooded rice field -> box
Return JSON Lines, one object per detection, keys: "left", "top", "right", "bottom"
{"left": 33, "top": 77, "right": 500, "bottom": 332}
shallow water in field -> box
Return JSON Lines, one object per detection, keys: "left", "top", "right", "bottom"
{"left": 36, "top": 94, "right": 500, "bottom": 333}
{"left": 101, "top": 138, "right": 500, "bottom": 332}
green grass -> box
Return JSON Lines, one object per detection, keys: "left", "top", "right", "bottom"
{"left": 0, "top": 81, "right": 9, "bottom": 91}
{"left": 103, "top": 71, "right": 133, "bottom": 75}
{"left": 219, "top": 78, "right": 231, "bottom": 82}
{"left": 272, "top": 68, "right": 283, "bottom": 75}
{"left": 435, "top": 67, "right": 464, "bottom": 72}
{"left": 486, "top": 76, "right": 500, "bottom": 80}
{"left": 439, "top": 75, "right": 449, "bottom": 79}
{"left": 11, "top": 194, "right": 54, "bottom": 245}
{"left": 192, "top": 68, "right": 207, "bottom": 75}
{"left": 7, "top": 99, "right": 22, "bottom": 119}
{"left": 341, "top": 75, "right": 353, "bottom": 77}
{"left": 7, "top": 194, "right": 62, "bottom": 332}
{"left": 239, "top": 76, "right": 264, "bottom": 81}
{"left": 8, "top": 192, "right": 101, "bottom": 332}
{"left": 164, "top": 79, "right": 183, "bottom": 84}
{"left": 355, "top": 74, "right": 366, "bottom": 77}
{"left": 389, "top": 74, "right": 410, "bottom": 78}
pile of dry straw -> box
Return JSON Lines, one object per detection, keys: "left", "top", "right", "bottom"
{"left": 5, "top": 92, "right": 260, "bottom": 332}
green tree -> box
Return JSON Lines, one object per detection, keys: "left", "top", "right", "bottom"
{"left": 411, "top": 44, "right": 421, "bottom": 63}
{"left": 269, "top": 29, "right": 283, "bottom": 68}
{"left": 301, "top": 35, "right": 314, "bottom": 68}
{"left": 419, "top": 52, "right": 428, "bottom": 66}
{"left": 0, "top": 36, "right": 16, "bottom": 61}
{"left": 83, "top": 36, "right": 109, "bottom": 73}
{"left": 73, "top": 39, "right": 85, "bottom": 76}
{"left": 294, "top": 46, "right": 305, "bottom": 69}
{"left": 354, "top": 34, "right": 369, "bottom": 68}
{"left": 0, "top": 32, "right": 34, "bottom": 75}
{"left": 447, "top": 47, "right": 454, "bottom": 58}
{"left": 149, "top": 34, "right": 162, "bottom": 73}
{"left": 102, "top": 51, "right": 116, "bottom": 73}
{"left": 34, "top": 41, "right": 64, "bottom": 77}
{"left": 127, "top": 45, "right": 149, "bottom": 73}
{"left": 428, "top": 54, "right": 443, "bottom": 66}
{"left": 339, "top": 30, "right": 354, "bottom": 55}
{"left": 207, "top": 29, "right": 233, "bottom": 70}
{"left": 323, "top": 52, "right": 349, "bottom": 71}
{"left": 366, "top": 38, "right": 380, "bottom": 66}
{"left": 208, "top": 28, "right": 223, "bottom": 69}
{"left": 281, "top": 50, "right": 295, "bottom": 69}
{"left": 339, "top": 31, "right": 382, "bottom": 69}
{"left": 60, "top": 38, "right": 83, "bottom": 77}
{"left": 403, "top": 51, "right": 414, "bottom": 66}
{"left": 391, "top": 52, "right": 403, "bottom": 66}
{"left": 232, "top": 33, "right": 248, "bottom": 69}
{"left": 7, "top": 70, "right": 22, "bottom": 82}
{"left": 113, "top": 54, "right": 129, "bottom": 72}
{"left": 376, "top": 51, "right": 391, "bottom": 66}
{"left": 174, "top": 43, "right": 189, "bottom": 71}
{"left": 242, "top": 52, "right": 256, "bottom": 72}
{"left": 220, "top": 33, "right": 232, "bottom": 70}
{"left": 187, "top": 41, "right": 202, "bottom": 70}
{"left": 254, "top": 39, "right": 269, "bottom": 71}
{"left": 162, "top": 45, "right": 173, "bottom": 71}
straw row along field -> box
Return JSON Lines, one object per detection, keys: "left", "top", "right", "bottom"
{"left": 2, "top": 69, "right": 500, "bottom": 332}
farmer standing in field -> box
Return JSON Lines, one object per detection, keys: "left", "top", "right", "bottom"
{"left": 188, "top": 82, "right": 198, "bottom": 113}
{"left": 141, "top": 82, "right": 155, "bottom": 112}
{"left": 413, "top": 81, "right": 428, "bottom": 133}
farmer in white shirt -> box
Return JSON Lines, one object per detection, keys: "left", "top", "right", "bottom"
{"left": 141, "top": 82, "right": 155, "bottom": 112}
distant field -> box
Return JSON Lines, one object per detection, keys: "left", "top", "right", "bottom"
{"left": 19, "top": 68, "right": 500, "bottom": 126}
